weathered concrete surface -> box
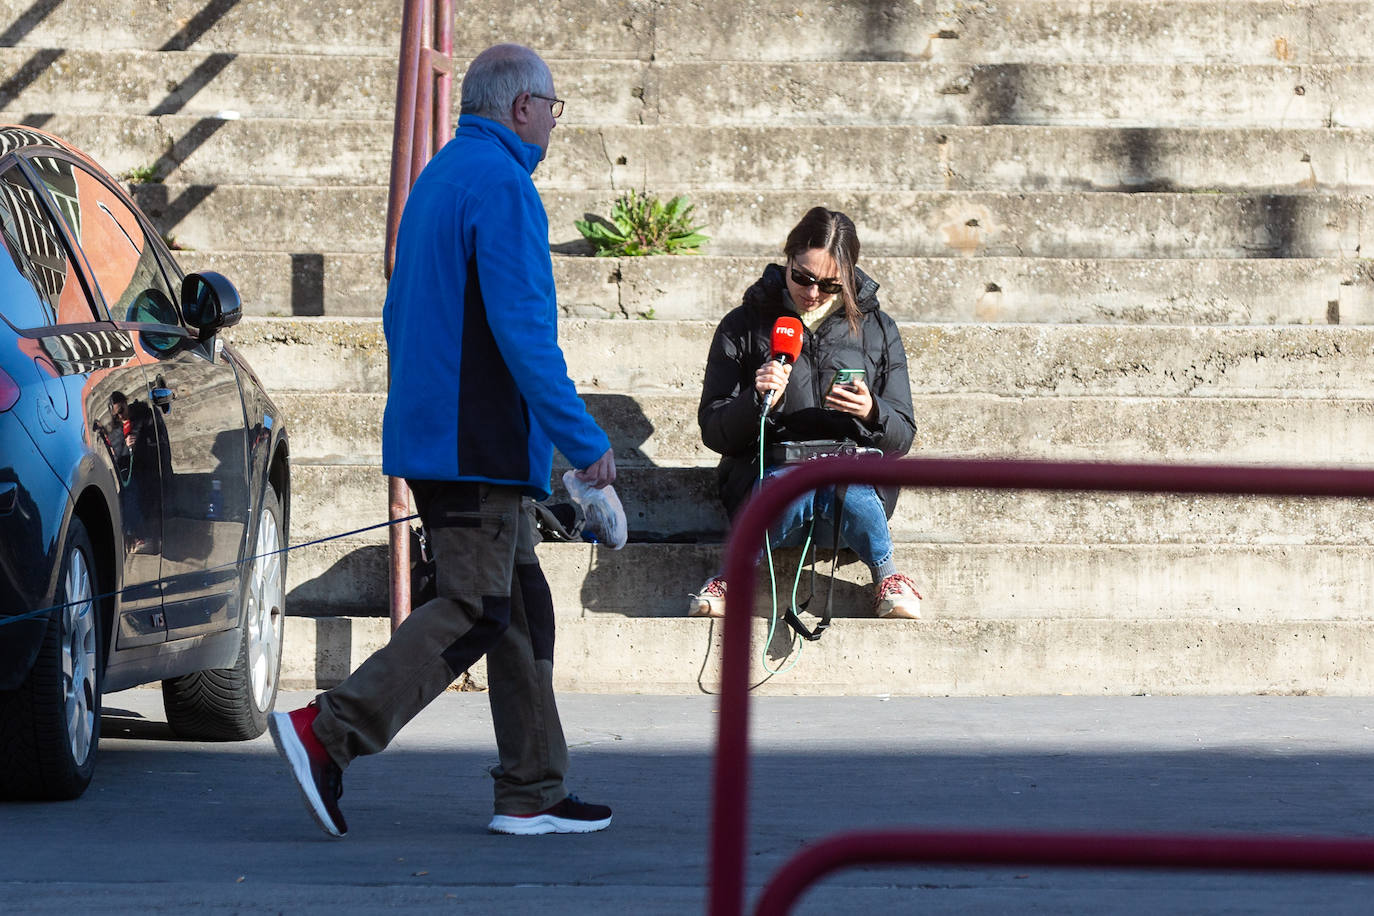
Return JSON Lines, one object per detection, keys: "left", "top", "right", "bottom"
{"left": 589, "top": 256, "right": 1374, "bottom": 325}
{"left": 0, "top": 0, "right": 652, "bottom": 57}
{"left": 8, "top": 0, "right": 1374, "bottom": 704}
{"left": 233, "top": 319, "right": 1374, "bottom": 398}
{"left": 541, "top": 189, "right": 1374, "bottom": 259}
{"left": 208, "top": 253, "right": 1373, "bottom": 324}
{"left": 279, "top": 615, "right": 1374, "bottom": 695}
{"left": 283, "top": 538, "right": 1374, "bottom": 626}
{"left": 287, "top": 462, "right": 1374, "bottom": 547}
{"left": 271, "top": 390, "right": 1374, "bottom": 467}
{"left": 6, "top": 51, "right": 1374, "bottom": 128}
{"left": 194, "top": 250, "right": 384, "bottom": 317}
{"left": 651, "top": 0, "right": 1374, "bottom": 66}
{"left": 4, "top": 0, "right": 1371, "bottom": 66}
{"left": 543, "top": 125, "right": 1374, "bottom": 193}
{"left": 135, "top": 184, "right": 1373, "bottom": 257}
{"left": 31, "top": 116, "right": 1374, "bottom": 193}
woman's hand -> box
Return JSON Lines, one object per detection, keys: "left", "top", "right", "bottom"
{"left": 825, "top": 376, "right": 876, "bottom": 424}
{"left": 755, "top": 360, "right": 792, "bottom": 411}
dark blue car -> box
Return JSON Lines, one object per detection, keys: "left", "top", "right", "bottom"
{"left": 0, "top": 125, "right": 291, "bottom": 799}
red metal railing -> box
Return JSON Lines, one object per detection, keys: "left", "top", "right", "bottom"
{"left": 384, "top": 0, "right": 454, "bottom": 631}
{"left": 709, "top": 456, "right": 1374, "bottom": 915}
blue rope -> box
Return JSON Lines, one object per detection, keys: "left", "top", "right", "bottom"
{"left": 0, "top": 513, "right": 421, "bottom": 629}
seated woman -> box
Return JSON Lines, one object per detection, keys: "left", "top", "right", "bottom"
{"left": 692, "top": 206, "right": 921, "bottom": 620}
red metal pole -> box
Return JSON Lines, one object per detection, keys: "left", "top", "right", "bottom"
{"left": 434, "top": 0, "right": 453, "bottom": 142}
{"left": 383, "top": 0, "right": 426, "bottom": 633}
{"left": 384, "top": 0, "right": 452, "bottom": 632}
{"left": 385, "top": 0, "right": 424, "bottom": 281}
{"left": 708, "top": 456, "right": 1374, "bottom": 915}
{"left": 753, "top": 828, "right": 1374, "bottom": 915}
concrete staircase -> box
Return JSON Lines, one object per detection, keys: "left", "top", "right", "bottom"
{"left": 6, "top": 0, "right": 1374, "bottom": 694}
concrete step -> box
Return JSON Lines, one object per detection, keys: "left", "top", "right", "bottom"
{"left": 289, "top": 461, "right": 1374, "bottom": 547}
{"left": 5, "top": 51, "right": 1373, "bottom": 128}
{"left": 620, "top": 60, "right": 1374, "bottom": 128}
{"left": 272, "top": 391, "right": 1374, "bottom": 468}
{"left": 281, "top": 614, "right": 1374, "bottom": 695}
{"left": 0, "top": 0, "right": 650, "bottom": 58}
{"left": 30, "top": 114, "right": 395, "bottom": 188}
{"left": 133, "top": 184, "right": 1372, "bottom": 258}
{"left": 210, "top": 253, "right": 1373, "bottom": 324}
{"left": 29, "top": 117, "right": 1374, "bottom": 194}
{"left": 190, "top": 250, "right": 383, "bottom": 318}
{"left": 232, "top": 320, "right": 1374, "bottom": 399}
{"left": 0, "top": 48, "right": 399, "bottom": 121}
{"left": 8, "top": 0, "right": 1370, "bottom": 67}
{"left": 284, "top": 538, "right": 1374, "bottom": 622}
{"left": 649, "top": 0, "right": 1374, "bottom": 67}
{"left": 551, "top": 255, "right": 1374, "bottom": 326}
{"left": 547, "top": 125, "right": 1374, "bottom": 194}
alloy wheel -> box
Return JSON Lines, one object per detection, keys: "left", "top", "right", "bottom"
{"left": 245, "top": 503, "right": 284, "bottom": 711}
{"left": 61, "top": 548, "right": 97, "bottom": 766}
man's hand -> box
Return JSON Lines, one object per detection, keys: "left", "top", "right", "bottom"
{"left": 575, "top": 448, "right": 617, "bottom": 488}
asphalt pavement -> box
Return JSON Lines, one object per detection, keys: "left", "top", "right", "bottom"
{"left": 4, "top": 689, "right": 1374, "bottom": 913}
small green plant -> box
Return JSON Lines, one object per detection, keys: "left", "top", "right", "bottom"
{"left": 122, "top": 163, "right": 162, "bottom": 184}
{"left": 575, "top": 190, "right": 709, "bottom": 257}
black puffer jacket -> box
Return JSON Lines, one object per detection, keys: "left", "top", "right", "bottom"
{"left": 698, "top": 263, "right": 916, "bottom": 517}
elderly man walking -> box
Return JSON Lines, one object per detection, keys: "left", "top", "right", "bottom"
{"left": 270, "top": 43, "right": 617, "bottom": 838}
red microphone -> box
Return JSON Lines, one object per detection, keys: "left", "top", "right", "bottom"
{"left": 761, "top": 316, "right": 803, "bottom": 411}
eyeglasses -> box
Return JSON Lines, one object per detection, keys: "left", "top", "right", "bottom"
{"left": 530, "top": 93, "right": 565, "bottom": 118}
{"left": 789, "top": 264, "right": 843, "bottom": 296}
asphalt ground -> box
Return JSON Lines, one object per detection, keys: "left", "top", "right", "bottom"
{"left": 4, "top": 689, "right": 1374, "bottom": 913}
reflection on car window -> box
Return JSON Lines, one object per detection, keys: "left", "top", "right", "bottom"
{"left": 27, "top": 157, "right": 180, "bottom": 330}
{"left": 0, "top": 164, "right": 88, "bottom": 329}
{"left": 126, "top": 288, "right": 182, "bottom": 352}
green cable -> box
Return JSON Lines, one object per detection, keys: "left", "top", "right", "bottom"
{"left": 757, "top": 406, "right": 808, "bottom": 676}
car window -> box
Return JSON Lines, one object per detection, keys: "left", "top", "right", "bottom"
{"left": 0, "top": 163, "right": 93, "bottom": 330}
{"left": 26, "top": 156, "right": 181, "bottom": 332}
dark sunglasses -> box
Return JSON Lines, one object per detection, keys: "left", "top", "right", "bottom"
{"left": 789, "top": 265, "right": 843, "bottom": 296}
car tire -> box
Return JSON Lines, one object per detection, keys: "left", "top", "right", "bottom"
{"left": 0, "top": 517, "right": 102, "bottom": 800}
{"left": 162, "top": 486, "right": 285, "bottom": 741}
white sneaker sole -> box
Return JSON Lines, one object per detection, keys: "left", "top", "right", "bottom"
{"left": 487, "top": 812, "right": 612, "bottom": 835}
{"left": 688, "top": 597, "right": 726, "bottom": 618}
{"left": 879, "top": 598, "right": 921, "bottom": 619}
{"left": 268, "top": 712, "right": 345, "bottom": 838}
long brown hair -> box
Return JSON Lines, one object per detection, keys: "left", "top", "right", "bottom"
{"left": 783, "top": 206, "right": 861, "bottom": 333}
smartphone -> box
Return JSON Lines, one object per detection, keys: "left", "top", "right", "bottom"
{"left": 826, "top": 367, "right": 866, "bottom": 396}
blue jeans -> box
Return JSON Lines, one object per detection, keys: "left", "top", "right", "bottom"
{"left": 763, "top": 465, "right": 894, "bottom": 575}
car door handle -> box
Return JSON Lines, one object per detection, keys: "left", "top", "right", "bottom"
{"left": 151, "top": 387, "right": 176, "bottom": 413}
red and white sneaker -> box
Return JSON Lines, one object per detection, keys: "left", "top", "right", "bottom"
{"left": 874, "top": 573, "right": 922, "bottom": 619}
{"left": 488, "top": 795, "right": 613, "bottom": 835}
{"left": 268, "top": 702, "right": 348, "bottom": 838}
{"left": 689, "top": 576, "right": 727, "bottom": 618}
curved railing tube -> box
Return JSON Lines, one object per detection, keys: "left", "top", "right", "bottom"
{"left": 709, "top": 457, "right": 1374, "bottom": 915}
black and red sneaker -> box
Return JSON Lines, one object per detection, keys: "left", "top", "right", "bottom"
{"left": 488, "top": 795, "right": 613, "bottom": 835}
{"left": 268, "top": 703, "right": 347, "bottom": 838}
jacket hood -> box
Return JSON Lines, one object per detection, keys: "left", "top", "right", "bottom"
{"left": 456, "top": 113, "right": 544, "bottom": 175}
{"left": 741, "top": 262, "right": 881, "bottom": 319}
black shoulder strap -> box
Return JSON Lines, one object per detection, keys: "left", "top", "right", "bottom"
{"left": 784, "top": 484, "right": 846, "bottom": 641}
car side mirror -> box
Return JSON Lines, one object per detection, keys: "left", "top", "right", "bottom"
{"left": 181, "top": 271, "right": 242, "bottom": 340}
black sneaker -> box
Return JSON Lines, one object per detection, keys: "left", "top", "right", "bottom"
{"left": 268, "top": 705, "right": 348, "bottom": 838}
{"left": 487, "top": 795, "right": 612, "bottom": 835}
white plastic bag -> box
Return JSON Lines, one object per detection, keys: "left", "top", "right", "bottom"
{"left": 561, "top": 469, "right": 627, "bottom": 549}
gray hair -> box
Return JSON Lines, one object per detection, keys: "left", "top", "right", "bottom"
{"left": 460, "top": 44, "right": 553, "bottom": 122}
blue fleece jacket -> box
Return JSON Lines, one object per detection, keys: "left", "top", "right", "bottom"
{"left": 381, "top": 115, "right": 609, "bottom": 498}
